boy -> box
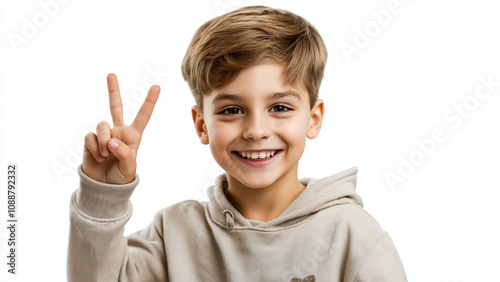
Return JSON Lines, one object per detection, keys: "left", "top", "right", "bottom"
{"left": 68, "top": 6, "right": 407, "bottom": 281}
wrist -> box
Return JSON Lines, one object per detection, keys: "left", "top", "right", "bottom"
{"left": 74, "top": 165, "right": 140, "bottom": 219}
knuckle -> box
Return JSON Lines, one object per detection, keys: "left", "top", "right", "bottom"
{"left": 85, "top": 132, "right": 96, "bottom": 142}
{"left": 97, "top": 121, "right": 110, "bottom": 131}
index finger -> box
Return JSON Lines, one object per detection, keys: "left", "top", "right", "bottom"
{"left": 107, "top": 73, "right": 124, "bottom": 126}
{"left": 132, "top": 84, "right": 160, "bottom": 134}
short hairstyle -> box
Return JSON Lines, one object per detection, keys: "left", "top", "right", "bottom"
{"left": 181, "top": 5, "right": 327, "bottom": 111}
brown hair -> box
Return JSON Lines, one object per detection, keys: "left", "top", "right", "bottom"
{"left": 181, "top": 6, "right": 327, "bottom": 111}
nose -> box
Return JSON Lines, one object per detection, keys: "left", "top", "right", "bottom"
{"left": 242, "top": 111, "right": 270, "bottom": 140}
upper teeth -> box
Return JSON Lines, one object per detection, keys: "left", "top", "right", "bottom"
{"left": 238, "top": 151, "right": 277, "bottom": 160}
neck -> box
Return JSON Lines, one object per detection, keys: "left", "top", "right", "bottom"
{"left": 225, "top": 170, "right": 305, "bottom": 222}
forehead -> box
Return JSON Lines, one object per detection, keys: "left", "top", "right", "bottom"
{"left": 205, "top": 63, "right": 307, "bottom": 104}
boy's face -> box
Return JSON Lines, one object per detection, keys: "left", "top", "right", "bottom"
{"left": 192, "top": 63, "right": 324, "bottom": 189}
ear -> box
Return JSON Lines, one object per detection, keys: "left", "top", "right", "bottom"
{"left": 306, "top": 99, "right": 324, "bottom": 139}
{"left": 191, "top": 106, "right": 209, "bottom": 145}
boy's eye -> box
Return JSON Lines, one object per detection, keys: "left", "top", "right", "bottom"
{"left": 221, "top": 107, "right": 243, "bottom": 115}
{"left": 269, "top": 105, "right": 290, "bottom": 112}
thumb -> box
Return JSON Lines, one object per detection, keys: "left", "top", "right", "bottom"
{"left": 108, "top": 138, "right": 136, "bottom": 178}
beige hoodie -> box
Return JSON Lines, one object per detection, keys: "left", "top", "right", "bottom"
{"left": 67, "top": 165, "right": 407, "bottom": 281}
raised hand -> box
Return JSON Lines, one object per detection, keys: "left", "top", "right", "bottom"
{"left": 82, "top": 73, "right": 160, "bottom": 184}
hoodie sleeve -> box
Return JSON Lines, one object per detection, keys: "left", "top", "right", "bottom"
{"left": 67, "top": 165, "right": 167, "bottom": 282}
{"left": 352, "top": 232, "right": 407, "bottom": 282}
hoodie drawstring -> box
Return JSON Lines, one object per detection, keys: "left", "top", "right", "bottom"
{"left": 223, "top": 210, "right": 234, "bottom": 231}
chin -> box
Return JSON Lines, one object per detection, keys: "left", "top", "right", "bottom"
{"left": 230, "top": 172, "right": 279, "bottom": 189}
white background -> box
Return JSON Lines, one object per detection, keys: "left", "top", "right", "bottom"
{"left": 1, "top": 0, "right": 499, "bottom": 281}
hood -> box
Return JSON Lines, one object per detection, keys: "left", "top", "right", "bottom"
{"left": 206, "top": 167, "right": 363, "bottom": 231}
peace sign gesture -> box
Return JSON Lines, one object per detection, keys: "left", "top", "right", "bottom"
{"left": 82, "top": 73, "right": 161, "bottom": 184}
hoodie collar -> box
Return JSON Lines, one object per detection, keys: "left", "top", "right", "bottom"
{"left": 207, "top": 167, "right": 362, "bottom": 231}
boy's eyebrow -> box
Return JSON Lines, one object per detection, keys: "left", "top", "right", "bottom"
{"left": 268, "top": 90, "right": 302, "bottom": 101}
{"left": 211, "top": 93, "right": 244, "bottom": 105}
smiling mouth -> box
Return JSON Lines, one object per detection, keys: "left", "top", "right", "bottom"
{"left": 235, "top": 150, "right": 279, "bottom": 161}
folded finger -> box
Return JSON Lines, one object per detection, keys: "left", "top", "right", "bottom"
{"left": 96, "top": 121, "right": 111, "bottom": 157}
{"left": 85, "top": 132, "right": 105, "bottom": 162}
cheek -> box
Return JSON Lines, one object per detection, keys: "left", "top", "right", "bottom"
{"left": 272, "top": 115, "right": 309, "bottom": 148}
{"left": 208, "top": 121, "right": 239, "bottom": 152}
